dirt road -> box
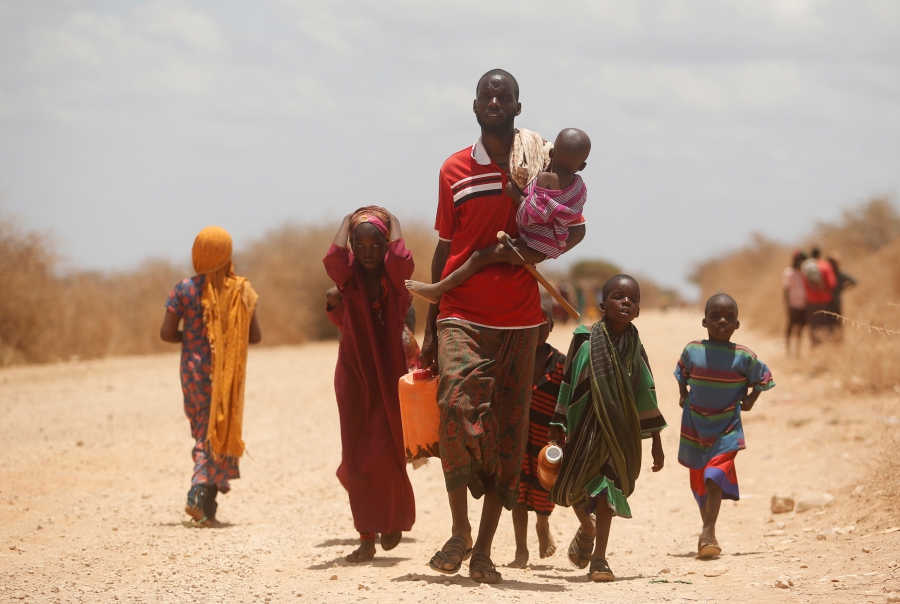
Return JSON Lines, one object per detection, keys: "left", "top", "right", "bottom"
{"left": 1, "top": 310, "right": 898, "bottom": 603}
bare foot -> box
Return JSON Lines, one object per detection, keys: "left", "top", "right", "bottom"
{"left": 346, "top": 539, "right": 376, "bottom": 563}
{"left": 405, "top": 280, "right": 443, "bottom": 304}
{"left": 536, "top": 516, "right": 556, "bottom": 558}
{"left": 507, "top": 548, "right": 529, "bottom": 568}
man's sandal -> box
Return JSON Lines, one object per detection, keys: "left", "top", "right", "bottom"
{"left": 588, "top": 558, "right": 615, "bottom": 582}
{"left": 428, "top": 536, "right": 472, "bottom": 575}
{"left": 567, "top": 525, "right": 594, "bottom": 569}
{"left": 697, "top": 540, "right": 721, "bottom": 559}
{"left": 469, "top": 552, "right": 502, "bottom": 584}
{"left": 381, "top": 531, "right": 402, "bottom": 551}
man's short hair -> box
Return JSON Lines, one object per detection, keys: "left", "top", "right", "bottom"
{"left": 477, "top": 69, "right": 519, "bottom": 100}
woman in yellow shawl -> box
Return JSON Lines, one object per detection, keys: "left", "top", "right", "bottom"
{"left": 160, "top": 226, "right": 261, "bottom": 527}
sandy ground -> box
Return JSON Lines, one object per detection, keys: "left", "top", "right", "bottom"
{"left": 2, "top": 309, "right": 899, "bottom": 603}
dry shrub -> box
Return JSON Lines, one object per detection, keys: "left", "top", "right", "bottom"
{"left": 0, "top": 216, "right": 63, "bottom": 364}
{"left": 59, "top": 261, "right": 189, "bottom": 358}
{"left": 689, "top": 196, "right": 900, "bottom": 390}
{"left": 872, "top": 429, "right": 900, "bottom": 503}
{"left": 0, "top": 215, "right": 186, "bottom": 365}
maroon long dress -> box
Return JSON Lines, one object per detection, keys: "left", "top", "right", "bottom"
{"left": 323, "top": 240, "right": 416, "bottom": 534}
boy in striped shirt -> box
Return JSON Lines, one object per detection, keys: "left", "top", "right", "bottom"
{"left": 406, "top": 128, "right": 589, "bottom": 304}
{"left": 675, "top": 294, "right": 775, "bottom": 559}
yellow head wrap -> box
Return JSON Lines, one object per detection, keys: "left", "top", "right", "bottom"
{"left": 192, "top": 226, "right": 259, "bottom": 460}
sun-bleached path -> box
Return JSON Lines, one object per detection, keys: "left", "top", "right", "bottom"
{"left": 1, "top": 310, "right": 897, "bottom": 603}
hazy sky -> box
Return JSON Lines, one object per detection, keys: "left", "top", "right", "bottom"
{"left": 1, "top": 0, "right": 898, "bottom": 295}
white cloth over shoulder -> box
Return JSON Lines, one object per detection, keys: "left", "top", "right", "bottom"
{"left": 509, "top": 129, "right": 552, "bottom": 191}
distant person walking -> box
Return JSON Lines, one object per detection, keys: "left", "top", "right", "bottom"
{"left": 825, "top": 251, "right": 857, "bottom": 339}
{"left": 324, "top": 207, "right": 416, "bottom": 563}
{"left": 159, "top": 226, "right": 261, "bottom": 527}
{"left": 801, "top": 247, "right": 837, "bottom": 345}
{"left": 782, "top": 250, "right": 808, "bottom": 354}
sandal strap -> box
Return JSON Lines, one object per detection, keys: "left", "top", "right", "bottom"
{"left": 574, "top": 526, "right": 594, "bottom": 547}
{"left": 590, "top": 558, "right": 612, "bottom": 573}
{"left": 430, "top": 536, "right": 469, "bottom": 568}
{"left": 440, "top": 536, "right": 466, "bottom": 556}
{"left": 431, "top": 550, "right": 453, "bottom": 564}
{"left": 469, "top": 552, "right": 496, "bottom": 572}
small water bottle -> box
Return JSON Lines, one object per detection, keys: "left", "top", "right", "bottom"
{"left": 537, "top": 443, "right": 564, "bottom": 490}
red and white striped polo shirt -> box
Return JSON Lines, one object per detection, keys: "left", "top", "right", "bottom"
{"left": 434, "top": 138, "right": 543, "bottom": 329}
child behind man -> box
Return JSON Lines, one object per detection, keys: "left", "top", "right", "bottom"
{"left": 675, "top": 294, "right": 775, "bottom": 558}
{"left": 508, "top": 297, "right": 564, "bottom": 568}
{"left": 405, "top": 128, "right": 590, "bottom": 304}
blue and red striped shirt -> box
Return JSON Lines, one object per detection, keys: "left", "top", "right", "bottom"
{"left": 674, "top": 340, "right": 775, "bottom": 469}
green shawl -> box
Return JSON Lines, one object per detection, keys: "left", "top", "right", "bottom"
{"left": 550, "top": 320, "right": 644, "bottom": 508}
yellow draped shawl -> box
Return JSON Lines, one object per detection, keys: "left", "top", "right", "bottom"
{"left": 192, "top": 226, "right": 259, "bottom": 460}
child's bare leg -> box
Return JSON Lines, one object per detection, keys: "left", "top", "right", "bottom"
{"left": 406, "top": 245, "right": 506, "bottom": 304}
{"left": 507, "top": 505, "right": 529, "bottom": 568}
{"left": 568, "top": 507, "right": 595, "bottom": 568}
{"left": 699, "top": 480, "right": 722, "bottom": 554}
{"left": 574, "top": 506, "right": 596, "bottom": 536}
{"left": 535, "top": 513, "right": 556, "bottom": 558}
{"left": 591, "top": 505, "right": 613, "bottom": 562}
{"left": 588, "top": 504, "right": 615, "bottom": 582}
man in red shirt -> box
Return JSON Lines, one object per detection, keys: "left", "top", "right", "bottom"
{"left": 422, "top": 69, "right": 585, "bottom": 584}
{"left": 802, "top": 247, "right": 837, "bottom": 345}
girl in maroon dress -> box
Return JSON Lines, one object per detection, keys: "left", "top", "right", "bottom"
{"left": 323, "top": 206, "right": 416, "bottom": 562}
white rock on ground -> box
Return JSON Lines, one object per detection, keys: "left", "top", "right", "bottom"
{"left": 774, "top": 575, "right": 793, "bottom": 588}
{"left": 795, "top": 492, "right": 834, "bottom": 512}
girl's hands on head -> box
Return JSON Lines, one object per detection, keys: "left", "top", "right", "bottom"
{"left": 333, "top": 214, "right": 355, "bottom": 248}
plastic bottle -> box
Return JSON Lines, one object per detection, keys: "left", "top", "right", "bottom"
{"left": 398, "top": 369, "right": 440, "bottom": 461}
{"left": 537, "top": 443, "right": 564, "bottom": 490}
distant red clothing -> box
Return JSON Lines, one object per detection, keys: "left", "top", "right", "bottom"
{"left": 434, "top": 139, "right": 544, "bottom": 329}
{"left": 803, "top": 259, "right": 837, "bottom": 304}
{"left": 323, "top": 240, "right": 416, "bottom": 534}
